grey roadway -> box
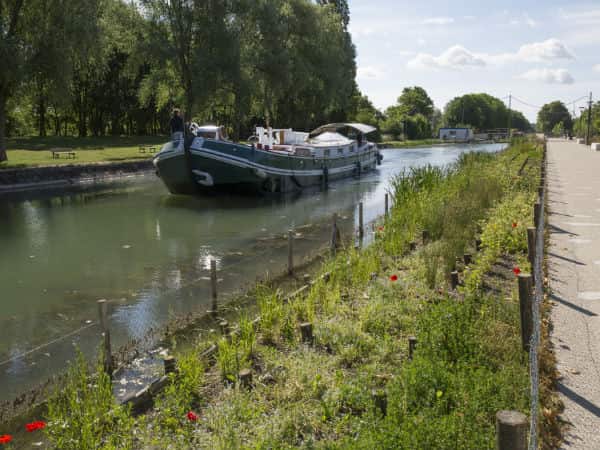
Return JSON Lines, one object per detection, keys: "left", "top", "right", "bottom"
{"left": 548, "top": 139, "right": 600, "bottom": 449}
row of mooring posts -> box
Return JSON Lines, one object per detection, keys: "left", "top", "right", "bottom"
{"left": 496, "top": 141, "right": 547, "bottom": 450}
{"left": 98, "top": 191, "right": 394, "bottom": 374}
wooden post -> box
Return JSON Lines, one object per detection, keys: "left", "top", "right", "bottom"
{"left": 475, "top": 238, "right": 482, "bottom": 252}
{"left": 534, "top": 202, "right": 541, "bottom": 228}
{"left": 527, "top": 227, "right": 536, "bottom": 268}
{"left": 219, "top": 320, "right": 230, "bottom": 336}
{"left": 384, "top": 193, "right": 389, "bottom": 217}
{"left": 408, "top": 336, "right": 417, "bottom": 360}
{"left": 451, "top": 271, "right": 459, "bottom": 290}
{"left": 422, "top": 229, "right": 429, "bottom": 245}
{"left": 300, "top": 322, "right": 314, "bottom": 345}
{"left": 496, "top": 410, "right": 528, "bottom": 450}
{"left": 372, "top": 389, "right": 387, "bottom": 416}
{"left": 331, "top": 213, "right": 340, "bottom": 255}
{"left": 358, "top": 202, "right": 364, "bottom": 239}
{"left": 463, "top": 254, "right": 472, "bottom": 265}
{"left": 97, "top": 299, "right": 113, "bottom": 375}
{"left": 210, "top": 259, "right": 218, "bottom": 315}
{"left": 287, "top": 230, "right": 294, "bottom": 275}
{"left": 163, "top": 356, "right": 176, "bottom": 375}
{"left": 239, "top": 369, "right": 252, "bottom": 389}
{"left": 518, "top": 274, "right": 533, "bottom": 352}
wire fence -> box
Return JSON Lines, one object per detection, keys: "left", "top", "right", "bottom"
{"left": 528, "top": 142, "right": 546, "bottom": 450}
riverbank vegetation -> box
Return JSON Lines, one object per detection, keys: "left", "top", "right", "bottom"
{"left": 5, "top": 139, "right": 550, "bottom": 449}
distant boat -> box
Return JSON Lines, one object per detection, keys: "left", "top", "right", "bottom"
{"left": 153, "top": 123, "right": 382, "bottom": 195}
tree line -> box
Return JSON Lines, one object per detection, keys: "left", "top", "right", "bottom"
{"left": 0, "top": 0, "right": 355, "bottom": 161}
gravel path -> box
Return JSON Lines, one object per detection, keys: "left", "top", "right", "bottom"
{"left": 548, "top": 139, "right": 600, "bottom": 449}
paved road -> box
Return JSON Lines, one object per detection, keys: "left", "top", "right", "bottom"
{"left": 548, "top": 139, "right": 600, "bottom": 449}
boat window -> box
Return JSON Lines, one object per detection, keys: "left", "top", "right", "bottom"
{"left": 337, "top": 148, "right": 344, "bottom": 154}
{"left": 197, "top": 131, "right": 217, "bottom": 139}
{"left": 324, "top": 149, "right": 330, "bottom": 157}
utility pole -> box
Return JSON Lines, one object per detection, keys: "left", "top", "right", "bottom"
{"left": 586, "top": 92, "right": 593, "bottom": 146}
{"left": 507, "top": 94, "right": 512, "bottom": 140}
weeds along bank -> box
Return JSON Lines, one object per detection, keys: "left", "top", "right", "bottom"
{"left": 33, "top": 140, "right": 544, "bottom": 449}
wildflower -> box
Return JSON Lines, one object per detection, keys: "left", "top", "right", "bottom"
{"left": 25, "top": 420, "right": 46, "bottom": 432}
{"left": 187, "top": 411, "right": 198, "bottom": 422}
{"left": 513, "top": 267, "right": 521, "bottom": 276}
{"left": 0, "top": 435, "right": 12, "bottom": 444}
{"left": 390, "top": 274, "right": 398, "bottom": 282}
{"left": 377, "top": 226, "right": 384, "bottom": 232}
{"left": 512, "top": 222, "right": 518, "bottom": 228}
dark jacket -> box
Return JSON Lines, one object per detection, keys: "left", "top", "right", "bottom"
{"left": 170, "top": 115, "right": 184, "bottom": 133}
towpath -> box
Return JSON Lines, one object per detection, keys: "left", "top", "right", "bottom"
{"left": 547, "top": 139, "right": 600, "bottom": 449}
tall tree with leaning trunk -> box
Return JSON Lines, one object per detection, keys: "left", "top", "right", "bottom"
{"left": 0, "top": 0, "right": 26, "bottom": 162}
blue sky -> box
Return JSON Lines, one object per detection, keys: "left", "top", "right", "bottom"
{"left": 349, "top": 0, "right": 600, "bottom": 122}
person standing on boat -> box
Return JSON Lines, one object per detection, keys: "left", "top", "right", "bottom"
{"left": 170, "top": 109, "right": 184, "bottom": 140}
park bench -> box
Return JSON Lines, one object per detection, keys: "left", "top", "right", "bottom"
{"left": 51, "top": 149, "right": 77, "bottom": 159}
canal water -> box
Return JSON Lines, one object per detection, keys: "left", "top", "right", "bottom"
{"left": 0, "top": 143, "right": 506, "bottom": 401}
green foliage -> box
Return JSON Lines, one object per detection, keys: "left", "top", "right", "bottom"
{"left": 44, "top": 350, "right": 134, "bottom": 450}
{"left": 537, "top": 101, "right": 572, "bottom": 134}
{"left": 443, "top": 93, "right": 531, "bottom": 132}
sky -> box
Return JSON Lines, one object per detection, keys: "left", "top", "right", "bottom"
{"left": 348, "top": 0, "right": 600, "bottom": 122}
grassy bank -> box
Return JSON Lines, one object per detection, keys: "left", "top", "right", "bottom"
{"left": 0, "top": 136, "right": 166, "bottom": 169}
{"left": 2, "top": 140, "right": 546, "bottom": 449}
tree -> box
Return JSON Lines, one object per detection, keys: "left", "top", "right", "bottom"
{"left": 537, "top": 101, "right": 572, "bottom": 134}
{"left": 397, "top": 86, "right": 434, "bottom": 119}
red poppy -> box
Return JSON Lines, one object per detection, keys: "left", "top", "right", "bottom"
{"left": 25, "top": 420, "right": 46, "bottom": 432}
{"left": 0, "top": 435, "right": 12, "bottom": 444}
{"left": 513, "top": 267, "right": 521, "bottom": 276}
{"left": 377, "top": 226, "right": 384, "bottom": 232}
{"left": 187, "top": 411, "right": 198, "bottom": 422}
{"left": 390, "top": 274, "right": 398, "bottom": 282}
{"left": 512, "top": 222, "right": 518, "bottom": 228}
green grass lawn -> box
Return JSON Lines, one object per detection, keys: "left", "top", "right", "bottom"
{"left": 1, "top": 135, "right": 168, "bottom": 169}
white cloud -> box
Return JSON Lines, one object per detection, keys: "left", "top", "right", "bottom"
{"left": 518, "top": 68, "right": 574, "bottom": 84}
{"left": 407, "top": 39, "right": 575, "bottom": 72}
{"left": 593, "top": 64, "right": 600, "bottom": 73}
{"left": 422, "top": 17, "right": 454, "bottom": 25}
{"left": 515, "top": 38, "right": 573, "bottom": 62}
{"left": 357, "top": 66, "right": 386, "bottom": 80}
{"left": 407, "top": 45, "right": 486, "bottom": 70}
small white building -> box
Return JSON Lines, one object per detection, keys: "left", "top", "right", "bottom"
{"left": 439, "top": 127, "right": 473, "bottom": 141}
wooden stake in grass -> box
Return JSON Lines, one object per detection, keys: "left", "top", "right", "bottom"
{"left": 210, "top": 259, "right": 218, "bottom": 315}
{"left": 300, "top": 322, "right": 314, "bottom": 345}
{"left": 527, "top": 227, "right": 536, "bottom": 269}
{"left": 450, "top": 271, "right": 459, "bottom": 290}
{"left": 97, "top": 299, "right": 113, "bottom": 375}
{"left": 219, "top": 320, "right": 230, "bottom": 336}
{"left": 372, "top": 389, "right": 388, "bottom": 416}
{"left": 408, "top": 336, "right": 417, "bottom": 360}
{"left": 384, "top": 193, "right": 389, "bottom": 217}
{"left": 534, "top": 202, "right": 541, "bottom": 228}
{"left": 422, "top": 229, "right": 429, "bottom": 245}
{"left": 496, "top": 410, "right": 528, "bottom": 450}
{"left": 331, "top": 213, "right": 340, "bottom": 255}
{"left": 239, "top": 369, "right": 252, "bottom": 389}
{"left": 287, "top": 229, "right": 294, "bottom": 275}
{"left": 163, "top": 356, "right": 176, "bottom": 375}
{"left": 517, "top": 273, "right": 533, "bottom": 352}
{"left": 358, "top": 201, "right": 364, "bottom": 239}
{"left": 463, "top": 253, "right": 472, "bottom": 265}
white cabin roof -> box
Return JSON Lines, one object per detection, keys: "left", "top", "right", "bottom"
{"left": 310, "top": 123, "right": 377, "bottom": 136}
